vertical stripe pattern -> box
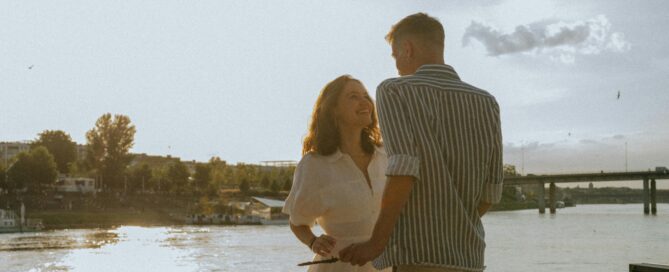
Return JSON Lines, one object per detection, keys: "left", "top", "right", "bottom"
{"left": 373, "top": 64, "right": 503, "bottom": 271}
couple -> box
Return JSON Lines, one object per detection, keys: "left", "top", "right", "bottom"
{"left": 283, "top": 13, "right": 503, "bottom": 272}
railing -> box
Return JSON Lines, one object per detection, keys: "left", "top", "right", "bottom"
{"left": 630, "top": 263, "right": 669, "bottom": 272}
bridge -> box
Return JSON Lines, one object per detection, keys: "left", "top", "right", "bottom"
{"left": 503, "top": 171, "right": 669, "bottom": 214}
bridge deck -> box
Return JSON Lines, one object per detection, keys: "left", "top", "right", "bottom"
{"left": 504, "top": 171, "right": 669, "bottom": 185}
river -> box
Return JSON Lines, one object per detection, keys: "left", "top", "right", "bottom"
{"left": 1, "top": 204, "right": 667, "bottom": 272}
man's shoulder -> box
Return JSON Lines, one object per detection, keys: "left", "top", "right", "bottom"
{"left": 377, "top": 77, "right": 402, "bottom": 92}
{"left": 378, "top": 75, "right": 497, "bottom": 101}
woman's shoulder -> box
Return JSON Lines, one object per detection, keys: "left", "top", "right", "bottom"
{"left": 296, "top": 152, "right": 329, "bottom": 170}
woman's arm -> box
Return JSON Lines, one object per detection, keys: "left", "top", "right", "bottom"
{"left": 289, "top": 223, "right": 336, "bottom": 256}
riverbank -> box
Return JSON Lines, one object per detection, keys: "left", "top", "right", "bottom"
{"left": 29, "top": 209, "right": 181, "bottom": 230}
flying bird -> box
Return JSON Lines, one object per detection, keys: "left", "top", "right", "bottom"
{"left": 617, "top": 90, "right": 621, "bottom": 100}
{"left": 28, "top": 65, "right": 34, "bottom": 70}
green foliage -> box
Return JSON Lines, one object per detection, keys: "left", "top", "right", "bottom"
{"left": 150, "top": 167, "right": 169, "bottom": 193}
{"left": 198, "top": 196, "right": 213, "bottom": 215}
{"left": 239, "top": 179, "right": 250, "bottom": 194}
{"left": 6, "top": 147, "right": 58, "bottom": 193}
{"left": 165, "top": 160, "right": 190, "bottom": 195}
{"left": 0, "top": 162, "right": 6, "bottom": 191}
{"left": 260, "top": 175, "right": 270, "bottom": 188}
{"left": 31, "top": 130, "right": 77, "bottom": 174}
{"left": 192, "top": 163, "right": 211, "bottom": 195}
{"left": 282, "top": 178, "right": 292, "bottom": 191}
{"left": 270, "top": 180, "right": 280, "bottom": 193}
{"left": 127, "top": 163, "right": 152, "bottom": 193}
{"left": 503, "top": 164, "right": 519, "bottom": 177}
{"left": 86, "top": 113, "right": 136, "bottom": 191}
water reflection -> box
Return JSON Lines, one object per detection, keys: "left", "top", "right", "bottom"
{"left": 0, "top": 231, "right": 118, "bottom": 252}
{"left": 1, "top": 205, "right": 667, "bottom": 272}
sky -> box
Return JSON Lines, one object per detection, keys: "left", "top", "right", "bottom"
{"left": 2, "top": 1, "right": 668, "bottom": 187}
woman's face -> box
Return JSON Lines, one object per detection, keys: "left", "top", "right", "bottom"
{"left": 335, "top": 81, "right": 373, "bottom": 129}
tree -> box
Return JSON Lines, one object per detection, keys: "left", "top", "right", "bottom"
{"left": 0, "top": 162, "right": 7, "bottom": 193}
{"left": 270, "top": 180, "right": 280, "bottom": 193}
{"left": 7, "top": 147, "right": 58, "bottom": 193}
{"left": 86, "top": 113, "right": 136, "bottom": 191}
{"left": 239, "top": 178, "right": 250, "bottom": 194}
{"left": 128, "top": 163, "right": 152, "bottom": 193}
{"left": 261, "top": 175, "right": 270, "bottom": 189}
{"left": 192, "top": 163, "right": 211, "bottom": 195}
{"left": 282, "top": 178, "right": 292, "bottom": 191}
{"left": 31, "top": 130, "right": 77, "bottom": 174}
{"left": 503, "top": 164, "right": 519, "bottom": 177}
{"left": 165, "top": 161, "right": 190, "bottom": 195}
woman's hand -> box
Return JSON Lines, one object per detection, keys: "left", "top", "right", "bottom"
{"left": 310, "top": 234, "right": 337, "bottom": 257}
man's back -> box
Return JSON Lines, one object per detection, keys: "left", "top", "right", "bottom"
{"left": 374, "top": 64, "right": 503, "bottom": 271}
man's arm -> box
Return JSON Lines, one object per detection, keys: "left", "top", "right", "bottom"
{"left": 370, "top": 175, "right": 414, "bottom": 248}
{"left": 339, "top": 175, "right": 413, "bottom": 265}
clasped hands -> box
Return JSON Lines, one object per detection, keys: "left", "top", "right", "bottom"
{"left": 311, "top": 235, "right": 385, "bottom": 266}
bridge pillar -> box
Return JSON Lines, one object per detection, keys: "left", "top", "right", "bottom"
{"left": 549, "top": 182, "right": 557, "bottom": 214}
{"left": 643, "top": 178, "right": 650, "bottom": 215}
{"left": 538, "top": 182, "right": 545, "bottom": 214}
{"left": 651, "top": 179, "right": 657, "bottom": 215}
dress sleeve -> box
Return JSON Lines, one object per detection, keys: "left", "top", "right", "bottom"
{"left": 282, "top": 155, "right": 327, "bottom": 226}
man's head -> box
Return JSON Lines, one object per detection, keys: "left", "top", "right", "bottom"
{"left": 386, "top": 13, "right": 445, "bottom": 76}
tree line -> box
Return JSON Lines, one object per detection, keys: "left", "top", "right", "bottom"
{"left": 0, "top": 113, "right": 294, "bottom": 196}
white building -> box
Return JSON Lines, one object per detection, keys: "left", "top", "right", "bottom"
{"left": 1, "top": 141, "right": 31, "bottom": 164}
{"left": 55, "top": 177, "right": 98, "bottom": 193}
{"left": 250, "top": 197, "right": 288, "bottom": 225}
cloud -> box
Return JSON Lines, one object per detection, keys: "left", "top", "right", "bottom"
{"left": 462, "top": 15, "right": 631, "bottom": 63}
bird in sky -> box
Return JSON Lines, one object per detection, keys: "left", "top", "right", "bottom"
{"left": 617, "top": 90, "right": 621, "bottom": 100}
{"left": 28, "top": 65, "right": 34, "bottom": 70}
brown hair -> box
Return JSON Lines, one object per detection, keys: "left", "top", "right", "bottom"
{"left": 302, "top": 75, "right": 382, "bottom": 156}
{"left": 385, "top": 12, "right": 445, "bottom": 50}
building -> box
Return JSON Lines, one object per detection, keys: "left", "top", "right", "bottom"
{"left": 250, "top": 196, "right": 288, "bottom": 225}
{"left": 1, "top": 141, "right": 88, "bottom": 164}
{"left": 1, "top": 141, "right": 31, "bottom": 165}
{"left": 54, "top": 177, "right": 98, "bottom": 193}
{"left": 75, "top": 144, "right": 87, "bottom": 161}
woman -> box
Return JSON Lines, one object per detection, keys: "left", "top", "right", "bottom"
{"left": 283, "top": 75, "right": 390, "bottom": 272}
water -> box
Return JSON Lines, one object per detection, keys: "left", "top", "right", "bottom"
{"left": 1, "top": 204, "right": 667, "bottom": 272}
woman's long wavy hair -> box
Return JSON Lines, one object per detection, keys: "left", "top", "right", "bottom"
{"left": 302, "top": 75, "right": 382, "bottom": 156}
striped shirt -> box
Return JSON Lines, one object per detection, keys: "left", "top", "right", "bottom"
{"left": 372, "top": 64, "right": 503, "bottom": 271}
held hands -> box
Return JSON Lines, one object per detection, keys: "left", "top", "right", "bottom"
{"left": 338, "top": 239, "right": 385, "bottom": 266}
{"left": 310, "top": 235, "right": 337, "bottom": 257}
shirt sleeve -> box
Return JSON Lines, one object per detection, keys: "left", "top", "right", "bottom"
{"left": 282, "top": 155, "right": 327, "bottom": 226}
{"left": 482, "top": 99, "right": 504, "bottom": 204}
{"left": 376, "top": 80, "right": 420, "bottom": 180}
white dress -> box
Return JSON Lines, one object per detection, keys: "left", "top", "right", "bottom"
{"left": 283, "top": 147, "right": 391, "bottom": 272}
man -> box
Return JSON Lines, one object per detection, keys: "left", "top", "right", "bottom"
{"left": 339, "top": 13, "right": 503, "bottom": 272}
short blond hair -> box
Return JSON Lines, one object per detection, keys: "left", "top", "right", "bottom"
{"left": 386, "top": 13, "right": 445, "bottom": 50}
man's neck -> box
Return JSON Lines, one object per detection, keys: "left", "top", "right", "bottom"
{"left": 417, "top": 56, "right": 445, "bottom": 67}
{"left": 410, "top": 57, "right": 445, "bottom": 75}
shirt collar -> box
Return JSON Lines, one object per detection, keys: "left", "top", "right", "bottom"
{"left": 325, "top": 149, "right": 344, "bottom": 163}
{"left": 324, "top": 146, "right": 385, "bottom": 163}
{"left": 413, "top": 64, "right": 460, "bottom": 81}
